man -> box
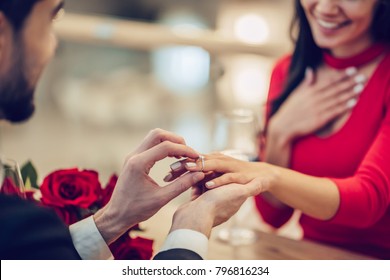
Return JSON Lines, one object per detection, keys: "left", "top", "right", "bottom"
{"left": 0, "top": 0, "right": 262, "bottom": 260}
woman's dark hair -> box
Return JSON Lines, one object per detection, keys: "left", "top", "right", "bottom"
{"left": 270, "top": 0, "right": 390, "bottom": 117}
{"left": 0, "top": 0, "right": 41, "bottom": 32}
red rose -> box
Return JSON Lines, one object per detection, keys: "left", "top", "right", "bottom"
{"left": 100, "top": 174, "right": 118, "bottom": 207}
{"left": 0, "top": 178, "right": 22, "bottom": 197}
{"left": 40, "top": 168, "right": 102, "bottom": 209}
{"left": 110, "top": 233, "right": 153, "bottom": 260}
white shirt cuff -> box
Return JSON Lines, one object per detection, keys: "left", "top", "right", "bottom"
{"left": 69, "top": 216, "right": 114, "bottom": 260}
{"left": 158, "top": 229, "right": 208, "bottom": 259}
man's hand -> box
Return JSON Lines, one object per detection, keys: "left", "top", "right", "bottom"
{"left": 169, "top": 178, "right": 263, "bottom": 238}
{"left": 93, "top": 129, "right": 205, "bottom": 244}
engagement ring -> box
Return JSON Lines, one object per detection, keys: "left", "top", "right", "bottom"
{"left": 199, "top": 155, "right": 205, "bottom": 172}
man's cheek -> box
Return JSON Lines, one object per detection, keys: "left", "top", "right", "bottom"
{"left": 25, "top": 47, "right": 52, "bottom": 88}
{"left": 24, "top": 59, "right": 43, "bottom": 90}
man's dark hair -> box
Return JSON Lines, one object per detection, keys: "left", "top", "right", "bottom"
{"left": 0, "top": 0, "right": 41, "bottom": 32}
{"left": 270, "top": 0, "right": 390, "bottom": 117}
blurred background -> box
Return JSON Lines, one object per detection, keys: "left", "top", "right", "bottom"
{"left": 0, "top": 0, "right": 300, "bottom": 256}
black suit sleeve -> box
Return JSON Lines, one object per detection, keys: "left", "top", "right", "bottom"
{"left": 0, "top": 194, "right": 81, "bottom": 260}
{"left": 153, "top": 249, "right": 203, "bottom": 260}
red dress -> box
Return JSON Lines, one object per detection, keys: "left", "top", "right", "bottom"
{"left": 255, "top": 44, "right": 390, "bottom": 259}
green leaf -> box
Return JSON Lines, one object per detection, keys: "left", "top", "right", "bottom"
{"left": 24, "top": 177, "right": 33, "bottom": 191}
{"left": 21, "top": 161, "right": 39, "bottom": 189}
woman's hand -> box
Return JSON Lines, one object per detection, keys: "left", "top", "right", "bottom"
{"left": 165, "top": 153, "right": 278, "bottom": 193}
{"left": 269, "top": 67, "right": 365, "bottom": 143}
{"left": 165, "top": 152, "right": 340, "bottom": 221}
{"left": 265, "top": 67, "right": 366, "bottom": 167}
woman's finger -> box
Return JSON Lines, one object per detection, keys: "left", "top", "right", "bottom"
{"left": 184, "top": 156, "right": 239, "bottom": 174}
{"left": 320, "top": 90, "right": 359, "bottom": 113}
{"left": 318, "top": 75, "right": 364, "bottom": 101}
{"left": 317, "top": 99, "right": 357, "bottom": 125}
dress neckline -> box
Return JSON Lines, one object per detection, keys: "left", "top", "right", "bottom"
{"left": 323, "top": 43, "right": 387, "bottom": 69}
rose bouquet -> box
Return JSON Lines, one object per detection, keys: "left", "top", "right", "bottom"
{"left": 20, "top": 162, "right": 154, "bottom": 260}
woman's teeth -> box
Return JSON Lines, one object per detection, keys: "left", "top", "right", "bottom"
{"left": 317, "top": 19, "right": 349, "bottom": 30}
{"left": 317, "top": 19, "right": 340, "bottom": 29}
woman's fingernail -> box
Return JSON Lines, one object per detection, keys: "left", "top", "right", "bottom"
{"left": 206, "top": 181, "right": 215, "bottom": 188}
{"left": 170, "top": 162, "right": 182, "bottom": 171}
{"left": 345, "top": 67, "right": 357, "bottom": 76}
{"left": 353, "top": 84, "right": 364, "bottom": 94}
{"left": 163, "top": 173, "right": 172, "bottom": 182}
{"left": 354, "top": 74, "right": 366, "bottom": 84}
{"left": 186, "top": 162, "right": 197, "bottom": 168}
{"left": 346, "top": 99, "right": 357, "bottom": 108}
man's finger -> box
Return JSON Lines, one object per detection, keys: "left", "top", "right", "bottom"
{"left": 163, "top": 169, "right": 188, "bottom": 182}
{"left": 164, "top": 159, "right": 197, "bottom": 182}
{"left": 160, "top": 172, "right": 205, "bottom": 204}
{"left": 134, "top": 129, "right": 188, "bottom": 154}
{"left": 139, "top": 141, "right": 200, "bottom": 168}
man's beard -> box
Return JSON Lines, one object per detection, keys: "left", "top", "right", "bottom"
{"left": 0, "top": 48, "right": 35, "bottom": 123}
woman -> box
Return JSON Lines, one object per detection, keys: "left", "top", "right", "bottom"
{"left": 168, "top": 0, "right": 390, "bottom": 259}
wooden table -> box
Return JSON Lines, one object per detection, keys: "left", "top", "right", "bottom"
{"left": 207, "top": 229, "right": 376, "bottom": 260}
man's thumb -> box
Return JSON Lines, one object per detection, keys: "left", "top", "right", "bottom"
{"left": 160, "top": 172, "right": 205, "bottom": 203}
